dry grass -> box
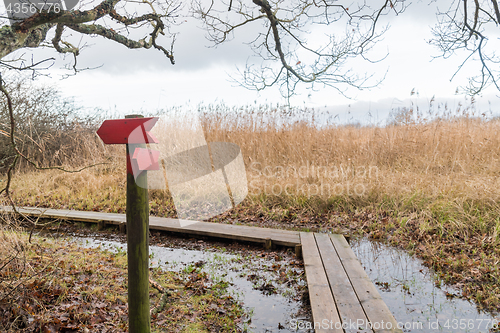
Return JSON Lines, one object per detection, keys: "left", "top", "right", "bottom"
{"left": 8, "top": 103, "right": 500, "bottom": 239}
{"left": 0, "top": 76, "right": 109, "bottom": 172}
{"left": 200, "top": 105, "right": 500, "bottom": 239}
{"left": 5, "top": 102, "right": 500, "bottom": 311}
{"left": 0, "top": 222, "right": 245, "bottom": 332}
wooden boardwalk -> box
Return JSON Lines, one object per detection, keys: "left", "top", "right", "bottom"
{"left": 1, "top": 206, "right": 300, "bottom": 247}
{"left": 1, "top": 206, "right": 402, "bottom": 332}
{"left": 301, "top": 232, "right": 401, "bottom": 333}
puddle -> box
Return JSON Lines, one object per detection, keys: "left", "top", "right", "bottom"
{"left": 70, "top": 236, "right": 311, "bottom": 333}
{"left": 351, "top": 238, "right": 500, "bottom": 332}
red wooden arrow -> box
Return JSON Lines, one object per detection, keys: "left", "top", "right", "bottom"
{"left": 132, "top": 148, "right": 160, "bottom": 171}
{"left": 97, "top": 117, "right": 159, "bottom": 144}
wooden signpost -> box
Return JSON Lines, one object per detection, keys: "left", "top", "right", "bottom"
{"left": 97, "top": 115, "right": 160, "bottom": 333}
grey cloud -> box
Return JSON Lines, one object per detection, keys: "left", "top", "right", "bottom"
{"left": 58, "top": 18, "right": 258, "bottom": 75}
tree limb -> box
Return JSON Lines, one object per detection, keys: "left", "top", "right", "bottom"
{"left": 430, "top": 0, "right": 500, "bottom": 95}
{"left": 1, "top": 0, "right": 178, "bottom": 65}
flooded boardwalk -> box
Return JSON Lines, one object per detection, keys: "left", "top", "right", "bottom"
{"left": 1, "top": 206, "right": 401, "bottom": 332}
{"left": 301, "top": 232, "right": 401, "bottom": 333}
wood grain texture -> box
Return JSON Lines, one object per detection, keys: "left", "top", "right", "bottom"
{"left": 1, "top": 205, "right": 403, "bottom": 333}
{"left": 330, "top": 234, "right": 402, "bottom": 333}
{"left": 1, "top": 206, "right": 300, "bottom": 247}
{"left": 314, "top": 233, "right": 372, "bottom": 333}
{"left": 301, "top": 232, "right": 343, "bottom": 333}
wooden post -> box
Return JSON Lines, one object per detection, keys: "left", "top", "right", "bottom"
{"left": 125, "top": 114, "right": 151, "bottom": 333}
{"left": 97, "top": 220, "right": 106, "bottom": 231}
{"left": 96, "top": 114, "right": 159, "bottom": 333}
{"left": 119, "top": 222, "right": 126, "bottom": 234}
{"left": 295, "top": 244, "right": 302, "bottom": 259}
{"left": 264, "top": 238, "right": 272, "bottom": 250}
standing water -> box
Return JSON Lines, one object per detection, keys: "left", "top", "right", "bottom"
{"left": 71, "top": 236, "right": 311, "bottom": 332}
{"left": 68, "top": 233, "right": 499, "bottom": 332}
{"left": 351, "top": 238, "right": 500, "bottom": 332}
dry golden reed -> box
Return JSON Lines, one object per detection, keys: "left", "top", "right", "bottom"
{"left": 5, "top": 102, "right": 500, "bottom": 313}
{"left": 199, "top": 104, "right": 500, "bottom": 239}
{"left": 203, "top": 105, "right": 500, "bottom": 197}
{"left": 7, "top": 102, "right": 500, "bottom": 239}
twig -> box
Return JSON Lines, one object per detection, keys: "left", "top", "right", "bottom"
{"left": 149, "top": 277, "right": 171, "bottom": 315}
{"left": 149, "top": 277, "right": 166, "bottom": 293}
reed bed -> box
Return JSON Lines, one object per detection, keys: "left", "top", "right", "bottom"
{"left": 199, "top": 104, "right": 500, "bottom": 239}
{"left": 5, "top": 101, "right": 500, "bottom": 310}
{"left": 8, "top": 102, "right": 500, "bottom": 240}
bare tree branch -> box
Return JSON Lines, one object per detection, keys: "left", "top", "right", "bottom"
{"left": 1, "top": 0, "right": 179, "bottom": 66}
{"left": 430, "top": 0, "right": 500, "bottom": 95}
{"left": 491, "top": 0, "right": 500, "bottom": 24}
{"left": 194, "top": 0, "right": 405, "bottom": 100}
{"left": 0, "top": 73, "right": 109, "bottom": 215}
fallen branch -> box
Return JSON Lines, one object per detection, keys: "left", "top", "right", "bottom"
{"left": 149, "top": 277, "right": 171, "bottom": 315}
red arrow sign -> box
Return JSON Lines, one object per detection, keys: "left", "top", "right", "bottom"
{"left": 97, "top": 117, "right": 159, "bottom": 144}
{"left": 132, "top": 148, "right": 160, "bottom": 171}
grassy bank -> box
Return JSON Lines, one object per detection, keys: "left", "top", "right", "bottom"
{"left": 5, "top": 103, "right": 500, "bottom": 312}
{"left": 0, "top": 223, "right": 245, "bottom": 332}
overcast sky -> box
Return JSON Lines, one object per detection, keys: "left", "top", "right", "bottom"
{"left": 5, "top": 0, "right": 500, "bottom": 124}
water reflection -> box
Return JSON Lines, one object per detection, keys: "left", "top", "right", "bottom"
{"left": 351, "top": 238, "right": 500, "bottom": 332}
{"left": 70, "top": 236, "right": 311, "bottom": 333}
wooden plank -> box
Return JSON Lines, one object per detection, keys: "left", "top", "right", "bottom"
{"left": 1, "top": 205, "right": 402, "bottom": 333}
{"left": 6, "top": 207, "right": 126, "bottom": 224}
{"left": 0, "top": 206, "right": 300, "bottom": 247}
{"left": 154, "top": 219, "right": 299, "bottom": 247}
{"left": 295, "top": 244, "right": 302, "bottom": 259}
{"left": 315, "top": 233, "right": 372, "bottom": 333}
{"left": 149, "top": 216, "right": 299, "bottom": 246}
{"left": 300, "top": 232, "right": 343, "bottom": 333}
{"left": 8, "top": 206, "right": 299, "bottom": 242}
{"left": 185, "top": 221, "right": 297, "bottom": 243}
{"left": 330, "top": 234, "right": 402, "bottom": 333}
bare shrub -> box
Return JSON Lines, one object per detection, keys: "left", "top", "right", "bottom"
{"left": 0, "top": 75, "right": 108, "bottom": 172}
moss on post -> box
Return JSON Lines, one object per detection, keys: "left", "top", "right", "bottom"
{"left": 125, "top": 115, "right": 151, "bottom": 333}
